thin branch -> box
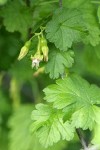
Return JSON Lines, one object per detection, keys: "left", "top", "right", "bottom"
{"left": 76, "top": 129, "right": 88, "bottom": 150}
{"left": 59, "top": 0, "right": 62, "bottom": 8}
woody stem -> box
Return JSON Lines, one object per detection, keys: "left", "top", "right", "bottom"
{"left": 76, "top": 129, "right": 88, "bottom": 150}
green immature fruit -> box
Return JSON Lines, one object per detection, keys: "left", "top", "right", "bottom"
{"left": 40, "top": 37, "right": 49, "bottom": 62}
{"left": 18, "top": 40, "right": 31, "bottom": 61}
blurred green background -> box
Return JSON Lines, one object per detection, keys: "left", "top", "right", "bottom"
{"left": 0, "top": 0, "right": 100, "bottom": 150}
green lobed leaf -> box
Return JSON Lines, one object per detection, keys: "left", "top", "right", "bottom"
{"left": 71, "top": 105, "right": 100, "bottom": 130}
{"left": 46, "top": 3, "right": 100, "bottom": 51}
{"left": 63, "top": 0, "right": 100, "bottom": 46}
{"left": 46, "top": 8, "right": 87, "bottom": 51}
{"left": 8, "top": 105, "right": 66, "bottom": 150}
{"left": 45, "top": 46, "right": 74, "bottom": 79}
{"left": 81, "top": 2, "right": 100, "bottom": 46}
{"left": 83, "top": 10, "right": 100, "bottom": 46}
{"left": 1, "top": 0, "right": 33, "bottom": 36}
{"left": 44, "top": 74, "right": 100, "bottom": 130}
{"left": 31, "top": 103, "right": 74, "bottom": 147}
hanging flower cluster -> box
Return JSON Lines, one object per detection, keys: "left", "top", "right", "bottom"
{"left": 31, "top": 34, "right": 49, "bottom": 69}
{"left": 18, "top": 27, "right": 49, "bottom": 70}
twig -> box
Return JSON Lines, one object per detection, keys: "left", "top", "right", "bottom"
{"left": 59, "top": 0, "right": 62, "bottom": 8}
{"left": 76, "top": 129, "right": 88, "bottom": 150}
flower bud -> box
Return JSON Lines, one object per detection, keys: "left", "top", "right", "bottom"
{"left": 40, "top": 37, "right": 49, "bottom": 61}
{"left": 25, "top": 40, "right": 31, "bottom": 47}
{"left": 41, "top": 45, "right": 49, "bottom": 61}
{"left": 18, "top": 40, "right": 31, "bottom": 61}
{"left": 40, "top": 37, "right": 47, "bottom": 46}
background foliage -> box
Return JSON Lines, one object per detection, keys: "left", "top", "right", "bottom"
{"left": 0, "top": 0, "right": 100, "bottom": 150}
